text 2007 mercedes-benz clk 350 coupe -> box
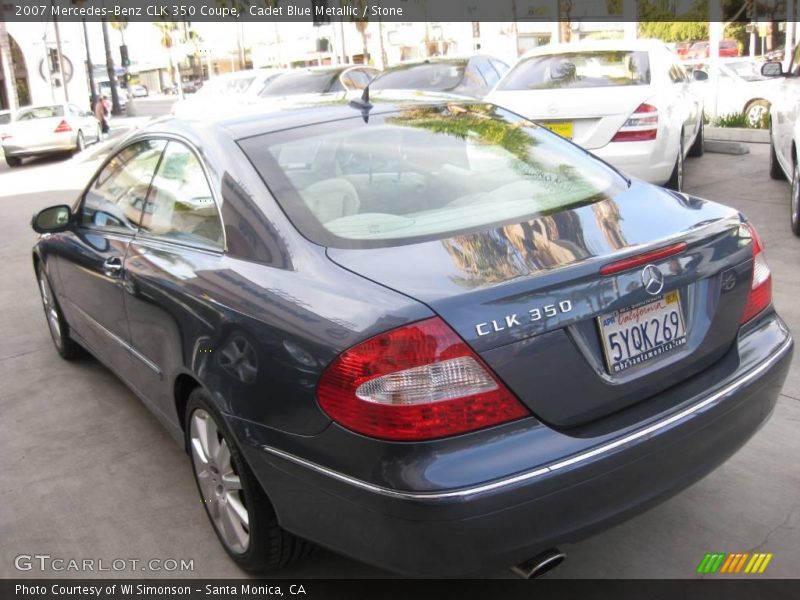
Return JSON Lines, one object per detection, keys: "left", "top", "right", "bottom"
{"left": 30, "top": 95, "right": 792, "bottom": 577}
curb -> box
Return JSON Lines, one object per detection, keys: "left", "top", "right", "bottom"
{"left": 706, "top": 127, "right": 769, "bottom": 144}
{"left": 704, "top": 140, "right": 750, "bottom": 155}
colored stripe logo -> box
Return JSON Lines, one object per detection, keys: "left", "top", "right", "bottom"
{"left": 696, "top": 552, "right": 773, "bottom": 574}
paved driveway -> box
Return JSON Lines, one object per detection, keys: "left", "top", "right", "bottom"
{"left": 0, "top": 144, "right": 797, "bottom": 579}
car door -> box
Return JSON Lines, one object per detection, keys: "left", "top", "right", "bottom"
{"left": 772, "top": 44, "right": 800, "bottom": 172}
{"left": 668, "top": 61, "right": 698, "bottom": 153}
{"left": 122, "top": 140, "right": 225, "bottom": 417}
{"left": 70, "top": 103, "right": 98, "bottom": 139}
{"left": 56, "top": 139, "right": 166, "bottom": 374}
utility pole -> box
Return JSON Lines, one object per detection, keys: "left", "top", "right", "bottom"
{"left": 101, "top": 18, "right": 121, "bottom": 115}
{"left": 52, "top": 6, "right": 69, "bottom": 101}
{"left": 82, "top": 19, "right": 96, "bottom": 108}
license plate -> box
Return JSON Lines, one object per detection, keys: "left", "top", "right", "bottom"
{"left": 542, "top": 121, "right": 573, "bottom": 139}
{"left": 598, "top": 290, "right": 687, "bottom": 374}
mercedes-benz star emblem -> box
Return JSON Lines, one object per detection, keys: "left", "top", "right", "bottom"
{"left": 641, "top": 264, "right": 665, "bottom": 296}
{"left": 721, "top": 269, "right": 737, "bottom": 292}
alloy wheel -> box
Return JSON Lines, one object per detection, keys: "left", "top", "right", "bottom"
{"left": 38, "top": 271, "right": 62, "bottom": 350}
{"left": 190, "top": 409, "right": 250, "bottom": 554}
{"left": 76, "top": 131, "right": 85, "bottom": 152}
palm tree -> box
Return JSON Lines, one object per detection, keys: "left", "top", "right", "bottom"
{"left": 153, "top": 22, "right": 181, "bottom": 95}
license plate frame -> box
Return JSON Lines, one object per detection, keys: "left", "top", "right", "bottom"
{"left": 597, "top": 290, "right": 687, "bottom": 374}
{"left": 541, "top": 121, "right": 574, "bottom": 139}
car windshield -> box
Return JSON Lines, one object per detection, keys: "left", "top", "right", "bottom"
{"left": 724, "top": 60, "right": 768, "bottom": 81}
{"left": 16, "top": 106, "right": 65, "bottom": 120}
{"left": 239, "top": 103, "right": 626, "bottom": 249}
{"left": 370, "top": 62, "right": 467, "bottom": 91}
{"left": 259, "top": 71, "right": 336, "bottom": 96}
{"left": 496, "top": 51, "right": 651, "bottom": 90}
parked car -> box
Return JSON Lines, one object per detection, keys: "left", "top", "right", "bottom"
{"left": 687, "top": 40, "right": 740, "bottom": 60}
{"left": 128, "top": 83, "right": 149, "bottom": 98}
{"left": 98, "top": 81, "right": 128, "bottom": 112}
{"left": 760, "top": 44, "right": 800, "bottom": 235}
{"left": 686, "top": 58, "right": 782, "bottom": 127}
{"left": 369, "top": 55, "right": 510, "bottom": 99}
{"left": 674, "top": 41, "right": 696, "bottom": 59}
{"left": 258, "top": 65, "right": 380, "bottom": 97}
{"left": 171, "top": 69, "right": 286, "bottom": 118}
{"left": 1, "top": 103, "right": 100, "bottom": 167}
{"left": 29, "top": 94, "right": 792, "bottom": 577}
{"left": 487, "top": 39, "right": 704, "bottom": 191}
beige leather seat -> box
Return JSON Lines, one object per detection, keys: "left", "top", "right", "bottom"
{"left": 300, "top": 178, "right": 360, "bottom": 224}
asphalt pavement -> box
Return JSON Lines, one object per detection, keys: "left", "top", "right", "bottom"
{"left": 0, "top": 143, "right": 798, "bottom": 579}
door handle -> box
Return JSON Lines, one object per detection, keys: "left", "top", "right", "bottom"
{"left": 103, "top": 257, "right": 123, "bottom": 274}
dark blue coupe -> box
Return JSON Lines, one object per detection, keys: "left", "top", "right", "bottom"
{"left": 30, "top": 94, "right": 793, "bottom": 577}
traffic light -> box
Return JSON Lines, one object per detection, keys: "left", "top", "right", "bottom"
{"left": 48, "top": 48, "right": 60, "bottom": 73}
{"left": 120, "top": 45, "right": 130, "bottom": 67}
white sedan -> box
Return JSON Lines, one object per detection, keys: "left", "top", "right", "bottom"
{"left": 487, "top": 39, "right": 704, "bottom": 191}
{"left": 1, "top": 103, "right": 100, "bottom": 167}
{"left": 171, "top": 68, "right": 286, "bottom": 118}
{"left": 761, "top": 44, "right": 800, "bottom": 235}
{"left": 686, "top": 58, "right": 782, "bottom": 127}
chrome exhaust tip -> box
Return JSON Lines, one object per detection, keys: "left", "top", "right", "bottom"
{"left": 510, "top": 548, "right": 566, "bottom": 579}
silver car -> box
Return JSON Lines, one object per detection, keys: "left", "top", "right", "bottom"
{"left": 1, "top": 104, "right": 100, "bottom": 168}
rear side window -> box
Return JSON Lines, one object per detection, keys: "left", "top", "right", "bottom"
{"left": 140, "top": 142, "right": 223, "bottom": 248}
{"left": 370, "top": 62, "right": 467, "bottom": 92}
{"left": 16, "top": 105, "right": 65, "bottom": 120}
{"left": 474, "top": 59, "right": 501, "bottom": 87}
{"left": 240, "top": 103, "right": 626, "bottom": 249}
{"left": 260, "top": 71, "right": 335, "bottom": 96}
{"left": 497, "top": 51, "right": 651, "bottom": 90}
{"left": 80, "top": 140, "right": 166, "bottom": 232}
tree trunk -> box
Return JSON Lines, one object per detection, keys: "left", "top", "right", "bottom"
{"left": 101, "top": 18, "right": 122, "bottom": 115}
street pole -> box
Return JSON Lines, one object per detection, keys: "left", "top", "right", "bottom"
{"left": 101, "top": 18, "right": 121, "bottom": 115}
{"left": 82, "top": 19, "right": 96, "bottom": 108}
{"left": 52, "top": 7, "right": 69, "bottom": 101}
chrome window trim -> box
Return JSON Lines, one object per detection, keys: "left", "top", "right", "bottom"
{"left": 259, "top": 336, "right": 792, "bottom": 502}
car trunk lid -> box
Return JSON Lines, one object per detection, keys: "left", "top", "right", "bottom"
{"left": 488, "top": 87, "right": 653, "bottom": 149}
{"left": 327, "top": 183, "right": 753, "bottom": 428}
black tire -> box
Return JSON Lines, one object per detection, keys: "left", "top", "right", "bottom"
{"left": 185, "top": 389, "right": 313, "bottom": 573}
{"left": 744, "top": 99, "right": 770, "bottom": 129}
{"left": 791, "top": 159, "right": 800, "bottom": 237}
{"left": 665, "top": 134, "right": 684, "bottom": 192}
{"left": 4, "top": 155, "right": 22, "bottom": 167}
{"left": 36, "top": 265, "right": 83, "bottom": 360}
{"left": 769, "top": 127, "right": 786, "bottom": 180}
{"left": 687, "top": 119, "right": 704, "bottom": 157}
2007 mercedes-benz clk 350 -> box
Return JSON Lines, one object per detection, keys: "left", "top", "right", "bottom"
{"left": 30, "top": 96, "right": 792, "bottom": 577}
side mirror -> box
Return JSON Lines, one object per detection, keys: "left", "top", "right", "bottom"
{"left": 32, "top": 205, "right": 72, "bottom": 234}
{"left": 692, "top": 69, "right": 709, "bottom": 82}
{"left": 761, "top": 61, "right": 785, "bottom": 77}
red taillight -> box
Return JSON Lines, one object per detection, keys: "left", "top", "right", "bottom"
{"left": 740, "top": 223, "right": 772, "bottom": 324}
{"left": 53, "top": 120, "right": 72, "bottom": 133}
{"left": 600, "top": 242, "right": 687, "bottom": 276}
{"left": 1, "top": 132, "right": 10, "bottom": 141}
{"left": 317, "top": 317, "right": 529, "bottom": 441}
{"left": 611, "top": 103, "right": 658, "bottom": 142}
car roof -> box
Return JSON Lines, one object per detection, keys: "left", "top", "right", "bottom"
{"left": 520, "top": 38, "right": 670, "bottom": 58}
{"left": 138, "top": 92, "right": 477, "bottom": 141}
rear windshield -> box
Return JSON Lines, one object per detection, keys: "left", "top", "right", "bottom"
{"left": 239, "top": 103, "right": 626, "bottom": 249}
{"left": 259, "top": 71, "right": 336, "bottom": 96}
{"left": 370, "top": 62, "right": 467, "bottom": 92}
{"left": 16, "top": 106, "right": 65, "bottom": 120}
{"left": 0, "top": 113, "right": 10, "bottom": 125}
{"left": 497, "top": 51, "right": 651, "bottom": 90}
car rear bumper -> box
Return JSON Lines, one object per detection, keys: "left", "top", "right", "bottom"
{"left": 592, "top": 139, "right": 676, "bottom": 184}
{"left": 2, "top": 139, "right": 76, "bottom": 157}
{"left": 236, "top": 312, "right": 792, "bottom": 577}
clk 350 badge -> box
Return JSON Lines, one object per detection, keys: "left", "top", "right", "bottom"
{"left": 475, "top": 300, "right": 573, "bottom": 336}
